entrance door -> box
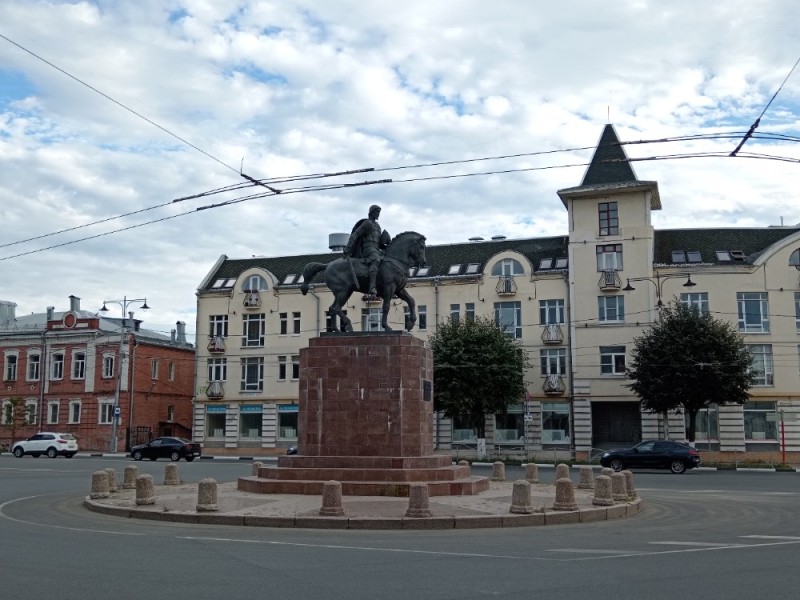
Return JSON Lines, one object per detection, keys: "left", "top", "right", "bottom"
{"left": 591, "top": 402, "right": 641, "bottom": 447}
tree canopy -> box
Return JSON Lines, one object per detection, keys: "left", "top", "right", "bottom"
{"left": 626, "top": 301, "right": 753, "bottom": 441}
{"left": 429, "top": 316, "right": 529, "bottom": 437}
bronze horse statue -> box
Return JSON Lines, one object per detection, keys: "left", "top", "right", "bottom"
{"left": 300, "top": 231, "right": 426, "bottom": 332}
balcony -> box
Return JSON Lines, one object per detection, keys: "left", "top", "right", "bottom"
{"left": 543, "top": 374, "right": 566, "bottom": 395}
{"left": 598, "top": 269, "right": 621, "bottom": 291}
{"left": 496, "top": 275, "right": 517, "bottom": 296}
{"left": 243, "top": 290, "right": 261, "bottom": 308}
{"left": 207, "top": 335, "right": 226, "bottom": 353}
{"left": 206, "top": 381, "right": 224, "bottom": 399}
{"left": 541, "top": 323, "right": 564, "bottom": 344}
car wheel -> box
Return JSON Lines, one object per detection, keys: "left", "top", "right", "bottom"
{"left": 46, "top": 447, "right": 58, "bottom": 458}
{"left": 670, "top": 459, "right": 687, "bottom": 474}
{"left": 132, "top": 450, "right": 143, "bottom": 461}
{"left": 185, "top": 456, "right": 195, "bottom": 462}
{"left": 610, "top": 458, "right": 624, "bottom": 472}
{"left": 170, "top": 451, "right": 181, "bottom": 462}
{"left": 13, "top": 447, "right": 24, "bottom": 458}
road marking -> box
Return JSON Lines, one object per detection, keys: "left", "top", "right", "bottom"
{"left": 548, "top": 549, "right": 639, "bottom": 554}
{"left": 742, "top": 535, "right": 800, "bottom": 540}
{"left": 649, "top": 541, "right": 746, "bottom": 547}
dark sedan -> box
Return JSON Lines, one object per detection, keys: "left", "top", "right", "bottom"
{"left": 600, "top": 440, "right": 701, "bottom": 474}
{"left": 130, "top": 437, "right": 202, "bottom": 462}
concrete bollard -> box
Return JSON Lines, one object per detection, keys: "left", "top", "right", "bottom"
{"left": 104, "top": 467, "right": 118, "bottom": 493}
{"left": 622, "top": 470, "right": 638, "bottom": 500}
{"left": 122, "top": 465, "right": 139, "bottom": 489}
{"left": 251, "top": 461, "right": 263, "bottom": 477}
{"left": 555, "top": 463, "right": 570, "bottom": 482}
{"left": 196, "top": 478, "right": 219, "bottom": 512}
{"left": 457, "top": 460, "right": 470, "bottom": 467}
{"left": 163, "top": 463, "right": 181, "bottom": 486}
{"left": 405, "top": 483, "right": 432, "bottom": 518}
{"left": 135, "top": 474, "right": 156, "bottom": 505}
{"left": 552, "top": 477, "right": 578, "bottom": 511}
{"left": 510, "top": 480, "right": 534, "bottom": 514}
{"left": 90, "top": 470, "right": 110, "bottom": 499}
{"left": 491, "top": 461, "right": 506, "bottom": 482}
{"left": 577, "top": 466, "right": 594, "bottom": 490}
{"left": 611, "top": 472, "right": 629, "bottom": 502}
{"left": 592, "top": 475, "right": 614, "bottom": 506}
{"left": 601, "top": 467, "right": 614, "bottom": 477}
{"left": 524, "top": 463, "right": 539, "bottom": 483}
{"left": 319, "top": 481, "right": 345, "bottom": 517}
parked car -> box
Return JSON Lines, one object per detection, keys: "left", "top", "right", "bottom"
{"left": 12, "top": 432, "right": 79, "bottom": 458}
{"left": 600, "top": 440, "right": 701, "bottom": 474}
{"left": 130, "top": 437, "right": 202, "bottom": 462}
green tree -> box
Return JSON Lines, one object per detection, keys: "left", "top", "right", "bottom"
{"left": 2, "top": 396, "right": 27, "bottom": 448}
{"left": 626, "top": 301, "right": 753, "bottom": 442}
{"left": 429, "top": 316, "right": 529, "bottom": 438}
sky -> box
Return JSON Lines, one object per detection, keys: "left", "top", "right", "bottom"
{"left": 1, "top": 0, "right": 799, "bottom": 340}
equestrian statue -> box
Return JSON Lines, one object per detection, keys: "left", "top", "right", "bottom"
{"left": 300, "top": 205, "right": 426, "bottom": 332}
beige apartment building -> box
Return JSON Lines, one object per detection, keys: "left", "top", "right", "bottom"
{"left": 193, "top": 124, "right": 800, "bottom": 462}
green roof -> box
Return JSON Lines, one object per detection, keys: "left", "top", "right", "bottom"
{"left": 581, "top": 124, "right": 638, "bottom": 186}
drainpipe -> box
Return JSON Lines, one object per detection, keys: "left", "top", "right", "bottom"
{"left": 433, "top": 276, "right": 440, "bottom": 330}
{"left": 309, "top": 285, "right": 321, "bottom": 335}
{"left": 564, "top": 270, "right": 576, "bottom": 458}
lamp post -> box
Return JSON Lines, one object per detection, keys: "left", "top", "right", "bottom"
{"left": 622, "top": 273, "right": 697, "bottom": 440}
{"left": 100, "top": 296, "right": 149, "bottom": 452}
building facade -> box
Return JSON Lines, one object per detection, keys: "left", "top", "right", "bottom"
{"left": 0, "top": 295, "right": 195, "bottom": 452}
{"left": 193, "top": 124, "right": 800, "bottom": 462}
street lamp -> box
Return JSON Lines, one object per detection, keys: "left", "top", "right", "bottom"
{"left": 622, "top": 273, "right": 696, "bottom": 440}
{"left": 99, "top": 296, "right": 149, "bottom": 452}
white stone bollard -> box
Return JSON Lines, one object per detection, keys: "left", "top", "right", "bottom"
{"left": 552, "top": 477, "right": 578, "bottom": 511}
{"left": 104, "top": 467, "right": 118, "bottom": 493}
{"left": 577, "top": 466, "right": 594, "bottom": 490}
{"left": 90, "top": 470, "right": 110, "bottom": 499}
{"left": 592, "top": 475, "right": 614, "bottom": 506}
{"left": 163, "top": 462, "right": 181, "bottom": 486}
{"left": 622, "top": 469, "right": 638, "bottom": 500}
{"left": 319, "top": 481, "right": 345, "bottom": 516}
{"left": 122, "top": 465, "right": 139, "bottom": 489}
{"left": 135, "top": 474, "right": 156, "bottom": 505}
{"left": 611, "top": 472, "right": 629, "bottom": 502}
{"left": 555, "top": 463, "right": 570, "bottom": 482}
{"left": 491, "top": 461, "right": 506, "bottom": 482}
{"left": 251, "top": 461, "right": 263, "bottom": 477}
{"left": 510, "top": 480, "right": 534, "bottom": 514}
{"left": 405, "top": 483, "right": 432, "bottom": 518}
{"left": 524, "top": 463, "right": 539, "bottom": 483}
{"left": 196, "top": 478, "right": 219, "bottom": 512}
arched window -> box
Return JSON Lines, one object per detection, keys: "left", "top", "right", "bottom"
{"left": 243, "top": 274, "right": 269, "bottom": 292}
{"left": 490, "top": 258, "right": 524, "bottom": 277}
{"left": 789, "top": 248, "right": 800, "bottom": 269}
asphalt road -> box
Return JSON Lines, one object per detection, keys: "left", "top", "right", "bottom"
{"left": 2, "top": 456, "right": 799, "bottom": 600}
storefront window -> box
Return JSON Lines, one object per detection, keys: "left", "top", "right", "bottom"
{"left": 686, "top": 405, "right": 718, "bottom": 440}
{"left": 278, "top": 405, "right": 298, "bottom": 439}
{"left": 744, "top": 401, "right": 777, "bottom": 440}
{"left": 452, "top": 415, "right": 479, "bottom": 442}
{"left": 206, "top": 411, "right": 226, "bottom": 438}
{"left": 495, "top": 404, "right": 524, "bottom": 443}
{"left": 239, "top": 406, "right": 262, "bottom": 438}
{"left": 542, "top": 402, "right": 570, "bottom": 444}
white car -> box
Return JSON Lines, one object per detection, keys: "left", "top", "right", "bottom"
{"left": 12, "top": 432, "right": 79, "bottom": 458}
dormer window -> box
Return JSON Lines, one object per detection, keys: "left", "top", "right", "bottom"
{"left": 671, "top": 251, "right": 686, "bottom": 264}
{"left": 212, "top": 278, "right": 236, "bottom": 289}
{"left": 539, "top": 258, "right": 553, "bottom": 270}
{"left": 789, "top": 249, "right": 800, "bottom": 268}
{"left": 416, "top": 266, "right": 431, "bottom": 277}
{"left": 448, "top": 264, "right": 462, "bottom": 275}
{"left": 491, "top": 258, "right": 524, "bottom": 277}
{"left": 687, "top": 250, "right": 702, "bottom": 263}
{"left": 555, "top": 257, "right": 568, "bottom": 269}
{"left": 716, "top": 251, "right": 732, "bottom": 262}
{"left": 282, "top": 274, "right": 297, "bottom": 284}
{"left": 730, "top": 250, "right": 746, "bottom": 262}
{"left": 465, "top": 263, "right": 480, "bottom": 274}
{"left": 244, "top": 274, "right": 268, "bottom": 291}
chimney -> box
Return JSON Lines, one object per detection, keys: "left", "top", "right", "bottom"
{"left": 69, "top": 295, "right": 81, "bottom": 312}
{"left": 46, "top": 306, "right": 55, "bottom": 321}
{"left": 171, "top": 329, "right": 177, "bottom": 342}
{"left": 0, "top": 301, "right": 16, "bottom": 325}
{"left": 176, "top": 321, "right": 187, "bottom": 344}
{"left": 329, "top": 232, "right": 349, "bottom": 252}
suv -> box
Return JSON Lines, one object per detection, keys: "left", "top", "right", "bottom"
{"left": 12, "top": 432, "right": 79, "bottom": 458}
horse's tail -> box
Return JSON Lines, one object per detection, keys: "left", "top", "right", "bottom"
{"left": 300, "top": 262, "right": 327, "bottom": 295}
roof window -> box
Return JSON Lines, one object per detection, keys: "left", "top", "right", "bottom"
{"left": 282, "top": 274, "right": 297, "bottom": 284}
{"left": 416, "top": 266, "right": 431, "bottom": 277}
{"left": 555, "top": 257, "right": 568, "bottom": 269}
{"left": 671, "top": 251, "right": 686, "bottom": 263}
{"left": 465, "top": 263, "right": 480, "bottom": 274}
{"left": 687, "top": 250, "right": 702, "bottom": 263}
{"left": 730, "top": 250, "right": 746, "bottom": 261}
{"left": 539, "top": 258, "right": 553, "bottom": 270}
{"left": 716, "top": 251, "right": 732, "bottom": 262}
{"left": 447, "top": 264, "right": 462, "bottom": 275}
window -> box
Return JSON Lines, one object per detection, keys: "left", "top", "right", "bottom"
{"left": 790, "top": 248, "right": 800, "bottom": 268}
{"left": 242, "top": 313, "right": 266, "bottom": 347}
{"left": 416, "top": 266, "right": 430, "bottom": 277}
{"left": 99, "top": 400, "right": 114, "bottom": 424}
{"left": 491, "top": 258, "right": 524, "bottom": 277}
{"left": 681, "top": 292, "right": 709, "bottom": 316}
{"left": 538, "top": 258, "right": 553, "bottom": 270}
{"left": 25, "top": 400, "right": 37, "bottom": 425}
{"left": 450, "top": 304, "right": 460, "bottom": 324}
{"left": 282, "top": 274, "right": 297, "bottom": 284}
{"left": 687, "top": 250, "right": 702, "bottom": 263}
{"left": 494, "top": 301, "right": 522, "bottom": 338}
{"left": 748, "top": 344, "right": 774, "bottom": 386}
{"left": 150, "top": 359, "right": 159, "bottom": 379}
{"left": 542, "top": 402, "right": 570, "bottom": 444}
{"left": 26, "top": 351, "right": 41, "bottom": 381}
{"left": 47, "top": 400, "right": 59, "bottom": 425}
{"left": 325, "top": 309, "right": 347, "bottom": 332}
{"left": 596, "top": 244, "right": 623, "bottom": 271}
{"left": 278, "top": 356, "right": 287, "bottom": 381}
{"left": 744, "top": 401, "right": 777, "bottom": 440}
{"left": 465, "top": 303, "right": 475, "bottom": 322}
{"left": 447, "top": 264, "right": 462, "bottom": 275}
{"left": 240, "top": 357, "right": 264, "bottom": 392}
{"left": 206, "top": 411, "right": 226, "bottom": 438}
{"left": 208, "top": 358, "right": 227, "bottom": 382}
{"left": 671, "top": 250, "right": 686, "bottom": 263}
{"left": 292, "top": 312, "right": 301, "bottom": 335}
{"left": 494, "top": 404, "right": 524, "bottom": 443}
{"left": 539, "top": 299, "right": 565, "bottom": 325}
{"left": 555, "top": 257, "right": 568, "bottom": 269}
{"left": 167, "top": 405, "right": 175, "bottom": 422}
{"left": 279, "top": 312, "right": 288, "bottom": 335}
{"left": 210, "top": 315, "right": 229, "bottom": 337}
{"left": 418, "top": 305, "right": 427, "bottom": 330}
{"left": 278, "top": 406, "right": 298, "bottom": 440}
{"left": 686, "top": 405, "right": 718, "bottom": 441}
{"left": 240, "top": 408, "right": 262, "bottom": 439}
{"left": 737, "top": 292, "right": 769, "bottom": 333}
{"left": 211, "top": 278, "right": 236, "bottom": 289}
{"left": 50, "top": 352, "right": 64, "bottom": 380}
{"left": 452, "top": 415, "right": 479, "bottom": 442}
{"left": 244, "top": 274, "right": 268, "bottom": 291}
{"left": 465, "top": 263, "right": 480, "bottom": 274}
{"left": 102, "top": 354, "right": 115, "bottom": 379}
{"left": 598, "top": 201, "right": 618, "bottom": 236}
{"left": 598, "top": 296, "right": 625, "bottom": 322}
{"left": 540, "top": 348, "right": 567, "bottom": 375}
{"left": 362, "top": 308, "right": 382, "bottom": 332}
{"left": 168, "top": 361, "right": 175, "bottom": 381}
{"left": 72, "top": 351, "right": 86, "bottom": 380}
{"left": 291, "top": 355, "right": 300, "bottom": 380}
{"left": 716, "top": 250, "right": 732, "bottom": 262}
{"left": 600, "top": 346, "right": 626, "bottom": 374}
{"left": 68, "top": 400, "right": 81, "bottom": 424}
{"left": 4, "top": 352, "right": 18, "bottom": 381}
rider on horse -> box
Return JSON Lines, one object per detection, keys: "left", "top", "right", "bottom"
{"left": 343, "top": 204, "right": 390, "bottom": 296}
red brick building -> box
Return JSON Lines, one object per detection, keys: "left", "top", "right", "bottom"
{"left": 0, "top": 296, "right": 195, "bottom": 452}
